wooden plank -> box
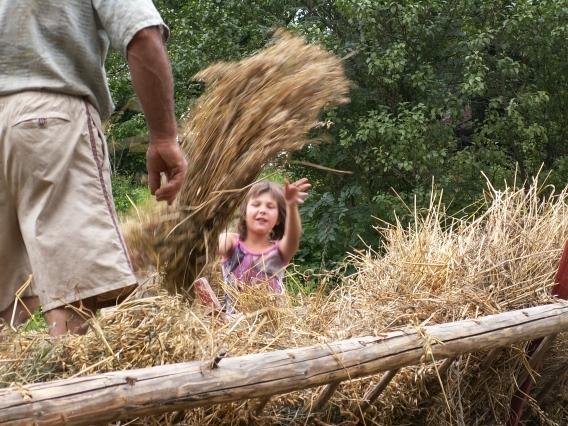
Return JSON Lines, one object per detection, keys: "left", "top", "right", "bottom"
{"left": 480, "top": 347, "right": 501, "bottom": 367}
{"left": 1, "top": 302, "right": 568, "bottom": 425}
{"left": 517, "top": 334, "right": 557, "bottom": 386}
{"left": 356, "top": 357, "right": 452, "bottom": 416}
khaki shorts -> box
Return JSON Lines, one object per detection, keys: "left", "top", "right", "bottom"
{"left": 0, "top": 91, "right": 137, "bottom": 312}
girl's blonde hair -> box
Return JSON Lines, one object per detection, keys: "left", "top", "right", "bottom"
{"left": 238, "top": 181, "right": 286, "bottom": 241}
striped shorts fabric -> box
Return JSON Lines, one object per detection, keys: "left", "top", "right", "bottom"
{"left": 0, "top": 91, "right": 137, "bottom": 312}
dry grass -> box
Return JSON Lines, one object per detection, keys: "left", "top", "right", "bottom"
{"left": 318, "top": 179, "right": 566, "bottom": 425}
{"left": 222, "top": 281, "right": 293, "bottom": 330}
{"left": 2, "top": 179, "right": 568, "bottom": 425}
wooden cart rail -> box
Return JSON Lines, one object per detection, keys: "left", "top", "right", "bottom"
{"left": 2, "top": 302, "right": 567, "bottom": 425}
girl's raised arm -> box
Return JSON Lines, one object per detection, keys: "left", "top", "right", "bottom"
{"left": 218, "top": 232, "right": 238, "bottom": 258}
{"left": 278, "top": 178, "right": 311, "bottom": 264}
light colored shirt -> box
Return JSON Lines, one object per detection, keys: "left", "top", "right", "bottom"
{"left": 0, "top": 0, "right": 168, "bottom": 120}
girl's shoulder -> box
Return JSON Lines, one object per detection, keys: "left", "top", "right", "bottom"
{"left": 226, "top": 233, "right": 239, "bottom": 244}
{"left": 226, "top": 233, "right": 239, "bottom": 250}
{"left": 219, "top": 232, "right": 239, "bottom": 258}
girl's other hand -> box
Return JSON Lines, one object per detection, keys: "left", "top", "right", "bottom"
{"left": 284, "top": 178, "right": 311, "bottom": 205}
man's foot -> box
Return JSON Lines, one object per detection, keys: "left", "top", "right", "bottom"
{"left": 44, "top": 298, "right": 96, "bottom": 337}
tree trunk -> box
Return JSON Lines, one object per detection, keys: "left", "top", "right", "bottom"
{"left": 1, "top": 302, "right": 567, "bottom": 425}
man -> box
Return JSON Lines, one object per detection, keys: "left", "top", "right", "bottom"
{"left": 0, "top": 1, "right": 187, "bottom": 336}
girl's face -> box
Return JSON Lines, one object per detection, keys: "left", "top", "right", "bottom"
{"left": 245, "top": 192, "right": 279, "bottom": 238}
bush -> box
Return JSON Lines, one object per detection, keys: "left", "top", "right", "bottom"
{"left": 111, "top": 175, "right": 151, "bottom": 214}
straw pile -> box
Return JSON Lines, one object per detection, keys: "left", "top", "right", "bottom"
{"left": 122, "top": 29, "right": 350, "bottom": 294}
{"left": 2, "top": 179, "right": 567, "bottom": 425}
{"left": 314, "top": 179, "right": 568, "bottom": 425}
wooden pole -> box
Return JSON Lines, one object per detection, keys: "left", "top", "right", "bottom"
{"left": 357, "top": 369, "right": 400, "bottom": 414}
{"left": 480, "top": 347, "right": 501, "bottom": 367}
{"left": 437, "top": 356, "right": 456, "bottom": 376}
{"left": 1, "top": 302, "right": 567, "bottom": 425}
{"left": 254, "top": 397, "right": 271, "bottom": 415}
{"left": 516, "top": 334, "right": 557, "bottom": 386}
{"left": 306, "top": 381, "right": 341, "bottom": 412}
{"left": 507, "top": 334, "right": 558, "bottom": 426}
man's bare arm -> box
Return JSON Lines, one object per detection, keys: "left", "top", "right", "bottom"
{"left": 127, "top": 26, "right": 187, "bottom": 204}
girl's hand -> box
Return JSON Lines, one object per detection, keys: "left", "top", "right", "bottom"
{"left": 284, "top": 178, "right": 311, "bottom": 205}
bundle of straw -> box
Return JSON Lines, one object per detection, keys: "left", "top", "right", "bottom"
{"left": 123, "top": 30, "right": 350, "bottom": 294}
{"left": 223, "top": 281, "right": 293, "bottom": 330}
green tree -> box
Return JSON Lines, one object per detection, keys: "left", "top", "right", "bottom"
{"left": 288, "top": 0, "right": 568, "bottom": 266}
{"left": 104, "top": 1, "right": 568, "bottom": 268}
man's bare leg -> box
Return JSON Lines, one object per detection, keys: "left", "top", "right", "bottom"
{"left": 44, "top": 298, "right": 97, "bottom": 337}
{"left": 0, "top": 296, "right": 40, "bottom": 328}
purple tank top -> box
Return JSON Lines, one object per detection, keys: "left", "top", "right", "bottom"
{"left": 222, "top": 238, "right": 286, "bottom": 312}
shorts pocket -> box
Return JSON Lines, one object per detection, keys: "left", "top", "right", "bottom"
{"left": 9, "top": 112, "right": 73, "bottom": 178}
{"left": 11, "top": 112, "right": 71, "bottom": 129}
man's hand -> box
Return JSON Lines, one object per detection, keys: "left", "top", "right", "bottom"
{"left": 146, "top": 141, "right": 187, "bottom": 204}
{"left": 284, "top": 178, "right": 311, "bottom": 205}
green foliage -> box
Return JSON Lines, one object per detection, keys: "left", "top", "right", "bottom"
{"left": 104, "top": 0, "right": 295, "bottom": 164}
{"left": 110, "top": 151, "right": 147, "bottom": 177}
{"left": 258, "top": 165, "right": 287, "bottom": 184}
{"left": 111, "top": 175, "right": 151, "bottom": 214}
{"left": 287, "top": 0, "right": 568, "bottom": 266}
{"left": 284, "top": 269, "right": 320, "bottom": 296}
{"left": 103, "top": 0, "right": 568, "bottom": 268}
{"left": 21, "top": 310, "right": 47, "bottom": 333}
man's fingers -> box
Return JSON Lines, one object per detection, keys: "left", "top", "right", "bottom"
{"left": 147, "top": 142, "right": 187, "bottom": 203}
{"left": 148, "top": 170, "right": 161, "bottom": 195}
{"left": 155, "top": 180, "right": 180, "bottom": 203}
{"left": 155, "top": 185, "right": 176, "bottom": 204}
{"left": 155, "top": 167, "right": 185, "bottom": 204}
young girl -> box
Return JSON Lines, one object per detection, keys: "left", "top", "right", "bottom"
{"left": 194, "top": 178, "right": 310, "bottom": 315}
